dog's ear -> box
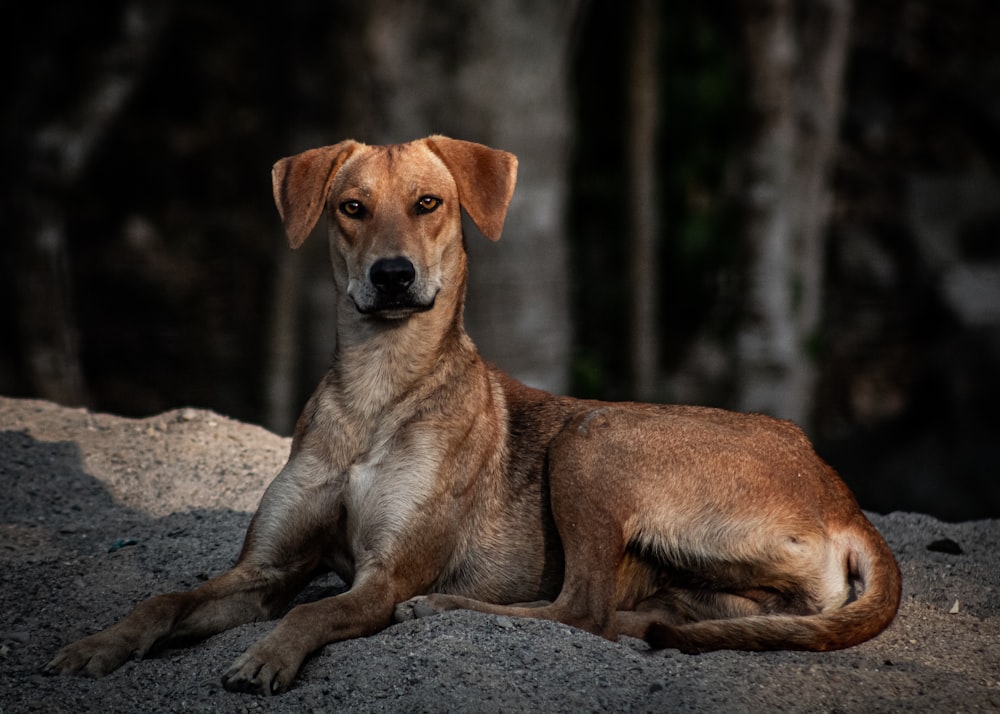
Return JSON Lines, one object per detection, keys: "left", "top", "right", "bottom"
{"left": 424, "top": 136, "right": 518, "bottom": 242}
{"left": 271, "top": 141, "right": 361, "bottom": 249}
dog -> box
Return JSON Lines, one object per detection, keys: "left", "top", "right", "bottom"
{"left": 46, "top": 136, "right": 901, "bottom": 695}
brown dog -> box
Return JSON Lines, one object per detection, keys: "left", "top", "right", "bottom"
{"left": 46, "top": 136, "right": 901, "bottom": 694}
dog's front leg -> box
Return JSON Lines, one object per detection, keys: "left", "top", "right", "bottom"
{"left": 46, "top": 451, "right": 341, "bottom": 680}
{"left": 222, "top": 449, "right": 455, "bottom": 695}
{"left": 221, "top": 565, "right": 399, "bottom": 695}
{"left": 44, "top": 561, "right": 312, "bottom": 678}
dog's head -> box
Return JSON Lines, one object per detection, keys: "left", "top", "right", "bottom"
{"left": 271, "top": 136, "right": 517, "bottom": 319}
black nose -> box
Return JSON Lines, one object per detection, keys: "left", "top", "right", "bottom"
{"left": 369, "top": 257, "right": 416, "bottom": 296}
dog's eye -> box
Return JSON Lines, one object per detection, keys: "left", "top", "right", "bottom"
{"left": 416, "top": 196, "right": 440, "bottom": 214}
{"left": 340, "top": 200, "right": 364, "bottom": 218}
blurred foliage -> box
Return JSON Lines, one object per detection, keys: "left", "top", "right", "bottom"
{"left": 657, "top": 6, "right": 746, "bottom": 356}
{"left": 569, "top": 2, "right": 744, "bottom": 400}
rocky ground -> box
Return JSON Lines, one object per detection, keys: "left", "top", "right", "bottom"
{"left": 1, "top": 396, "right": 997, "bottom": 712}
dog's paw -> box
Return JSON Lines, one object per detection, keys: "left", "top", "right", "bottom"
{"left": 643, "top": 621, "right": 705, "bottom": 654}
{"left": 393, "top": 595, "right": 447, "bottom": 623}
{"left": 221, "top": 639, "right": 305, "bottom": 696}
{"left": 43, "top": 633, "right": 136, "bottom": 678}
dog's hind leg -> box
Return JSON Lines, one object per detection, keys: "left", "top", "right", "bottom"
{"left": 393, "top": 519, "right": 627, "bottom": 640}
{"left": 395, "top": 411, "right": 637, "bottom": 639}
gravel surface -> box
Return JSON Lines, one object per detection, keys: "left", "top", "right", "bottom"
{"left": 1, "top": 396, "right": 998, "bottom": 713}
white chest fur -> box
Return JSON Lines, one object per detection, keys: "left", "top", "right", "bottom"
{"left": 343, "top": 428, "right": 443, "bottom": 558}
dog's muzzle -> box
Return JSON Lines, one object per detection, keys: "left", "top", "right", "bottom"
{"left": 354, "top": 257, "right": 436, "bottom": 317}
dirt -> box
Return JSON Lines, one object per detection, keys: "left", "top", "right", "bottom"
{"left": 1, "top": 395, "right": 998, "bottom": 713}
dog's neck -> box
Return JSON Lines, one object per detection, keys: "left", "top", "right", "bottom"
{"left": 330, "top": 286, "right": 473, "bottom": 419}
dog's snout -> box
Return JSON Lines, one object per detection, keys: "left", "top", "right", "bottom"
{"left": 354, "top": 255, "right": 436, "bottom": 316}
{"left": 370, "top": 257, "right": 416, "bottom": 296}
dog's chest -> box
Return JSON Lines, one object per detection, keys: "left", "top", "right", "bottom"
{"left": 342, "top": 429, "right": 441, "bottom": 551}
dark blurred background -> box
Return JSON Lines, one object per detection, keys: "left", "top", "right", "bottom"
{"left": 3, "top": 0, "right": 998, "bottom": 521}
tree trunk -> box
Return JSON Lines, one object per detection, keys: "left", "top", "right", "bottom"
{"left": 628, "top": 0, "right": 661, "bottom": 401}
{"left": 333, "top": 0, "right": 578, "bottom": 394}
{"left": 16, "top": 212, "right": 88, "bottom": 406}
{"left": 737, "top": 0, "right": 851, "bottom": 426}
{"left": 262, "top": 245, "right": 302, "bottom": 433}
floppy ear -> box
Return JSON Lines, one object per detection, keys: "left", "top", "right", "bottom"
{"left": 271, "top": 140, "right": 361, "bottom": 249}
{"left": 424, "top": 135, "right": 518, "bottom": 242}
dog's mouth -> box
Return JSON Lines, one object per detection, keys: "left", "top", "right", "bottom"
{"left": 355, "top": 295, "right": 437, "bottom": 320}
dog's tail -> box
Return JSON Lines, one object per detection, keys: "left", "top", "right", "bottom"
{"left": 644, "top": 522, "right": 902, "bottom": 653}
